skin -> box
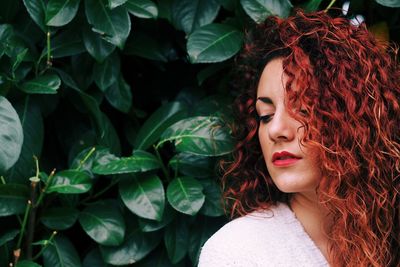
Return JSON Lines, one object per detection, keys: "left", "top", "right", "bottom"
{"left": 255, "top": 58, "right": 332, "bottom": 263}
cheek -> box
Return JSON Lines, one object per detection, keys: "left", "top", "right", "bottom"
{"left": 258, "top": 127, "right": 270, "bottom": 157}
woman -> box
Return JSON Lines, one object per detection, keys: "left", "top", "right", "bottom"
{"left": 198, "top": 10, "right": 399, "bottom": 267}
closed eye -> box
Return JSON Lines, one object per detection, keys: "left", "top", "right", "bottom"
{"left": 257, "top": 114, "right": 273, "bottom": 124}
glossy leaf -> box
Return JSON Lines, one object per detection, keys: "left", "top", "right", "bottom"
{"left": 104, "top": 74, "right": 132, "bottom": 113}
{"left": 171, "top": 0, "right": 220, "bottom": 34}
{"left": 79, "top": 200, "right": 125, "bottom": 246}
{"left": 47, "top": 169, "right": 92, "bottom": 194}
{"left": 138, "top": 204, "right": 175, "bottom": 232}
{"left": 240, "top": 0, "right": 293, "bottom": 23}
{"left": 164, "top": 218, "right": 189, "bottom": 263}
{"left": 7, "top": 98, "right": 44, "bottom": 184}
{"left": 43, "top": 235, "right": 81, "bottom": 267}
{"left": 169, "top": 153, "right": 215, "bottom": 178}
{"left": 302, "top": 0, "right": 323, "bottom": 12}
{"left": 187, "top": 23, "right": 243, "bottom": 63}
{"left": 40, "top": 207, "right": 79, "bottom": 230}
{"left": 0, "top": 96, "right": 23, "bottom": 173}
{"left": 0, "top": 24, "right": 13, "bottom": 57}
{"left": 100, "top": 229, "right": 161, "bottom": 265}
{"left": 166, "top": 176, "right": 205, "bottom": 215}
{"left": 83, "top": 249, "right": 109, "bottom": 267}
{"left": 85, "top": 0, "right": 131, "bottom": 48}
{"left": 109, "top": 0, "right": 128, "bottom": 8}
{"left": 125, "top": 0, "right": 158, "bottom": 19}
{"left": 70, "top": 146, "right": 113, "bottom": 177}
{"left": 93, "top": 150, "right": 160, "bottom": 175}
{"left": 134, "top": 101, "right": 188, "bottom": 150}
{"left": 20, "top": 74, "right": 61, "bottom": 94}
{"left": 119, "top": 173, "right": 165, "bottom": 221}
{"left": 159, "top": 116, "right": 234, "bottom": 156}
{"left": 93, "top": 52, "right": 120, "bottom": 92}
{"left": 44, "top": 27, "right": 86, "bottom": 58}
{"left": 376, "top": 0, "right": 400, "bottom": 7}
{"left": 199, "top": 179, "right": 224, "bottom": 216}
{"left": 0, "top": 229, "right": 19, "bottom": 246}
{"left": 23, "top": 0, "right": 46, "bottom": 32}
{"left": 83, "top": 25, "right": 116, "bottom": 62}
{"left": 45, "top": 0, "right": 81, "bottom": 27}
{"left": 16, "top": 260, "right": 42, "bottom": 267}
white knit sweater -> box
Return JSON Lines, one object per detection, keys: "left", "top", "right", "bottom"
{"left": 198, "top": 202, "right": 330, "bottom": 267}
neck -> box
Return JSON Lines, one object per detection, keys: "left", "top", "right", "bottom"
{"left": 289, "top": 192, "right": 333, "bottom": 263}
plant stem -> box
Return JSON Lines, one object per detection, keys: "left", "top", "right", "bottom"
{"left": 76, "top": 147, "right": 96, "bottom": 171}
{"left": 153, "top": 145, "right": 170, "bottom": 181}
{"left": 0, "top": 176, "right": 6, "bottom": 184}
{"left": 46, "top": 31, "right": 52, "bottom": 67}
{"left": 26, "top": 178, "right": 39, "bottom": 259}
{"left": 35, "top": 168, "right": 56, "bottom": 208}
{"left": 14, "top": 200, "right": 32, "bottom": 264}
{"left": 324, "top": 0, "right": 336, "bottom": 12}
{"left": 32, "top": 231, "right": 57, "bottom": 261}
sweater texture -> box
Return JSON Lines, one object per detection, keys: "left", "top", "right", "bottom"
{"left": 198, "top": 202, "right": 330, "bottom": 267}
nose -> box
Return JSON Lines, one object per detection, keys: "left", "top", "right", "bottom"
{"left": 268, "top": 110, "right": 296, "bottom": 143}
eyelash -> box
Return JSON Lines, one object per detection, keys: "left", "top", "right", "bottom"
{"left": 257, "top": 114, "right": 273, "bottom": 124}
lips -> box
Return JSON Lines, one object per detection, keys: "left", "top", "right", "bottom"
{"left": 272, "top": 151, "right": 301, "bottom": 166}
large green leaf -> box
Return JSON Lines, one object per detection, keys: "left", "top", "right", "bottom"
{"left": 199, "top": 179, "right": 224, "bottom": 217}
{"left": 16, "top": 261, "right": 42, "bottom": 267}
{"left": 93, "top": 51, "right": 120, "bottom": 92}
{"left": 83, "top": 24, "right": 116, "bottom": 62}
{"left": 20, "top": 74, "right": 61, "bottom": 94}
{"left": 376, "top": 0, "right": 400, "bottom": 7}
{"left": 169, "top": 153, "right": 215, "bottom": 178}
{"left": 104, "top": 74, "right": 132, "bottom": 113}
{"left": 43, "top": 235, "right": 82, "bottom": 267}
{"left": 0, "top": 229, "right": 19, "bottom": 246}
{"left": 7, "top": 98, "right": 44, "bottom": 184}
{"left": 158, "top": 116, "right": 234, "bottom": 156}
{"left": 109, "top": 0, "right": 128, "bottom": 8}
{"left": 166, "top": 176, "right": 205, "bottom": 215}
{"left": 23, "top": 0, "right": 47, "bottom": 32}
{"left": 40, "top": 207, "right": 79, "bottom": 230}
{"left": 0, "top": 184, "right": 29, "bottom": 217}
{"left": 70, "top": 146, "right": 113, "bottom": 177}
{"left": 100, "top": 229, "right": 161, "bottom": 265}
{"left": 119, "top": 173, "right": 165, "bottom": 221}
{"left": 138, "top": 204, "right": 175, "bottom": 232}
{"left": 240, "top": 0, "right": 293, "bottom": 23}
{"left": 43, "top": 27, "right": 86, "bottom": 58}
{"left": 0, "top": 24, "right": 13, "bottom": 57}
{"left": 134, "top": 101, "right": 188, "bottom": 150}
{"left": 93, "top": 150, "right": 160, "bottom": 175}
{"left": 85, "top": 0, "right": 131, "bottom": 48}
{"left": 187, "top": 23, "right": 243, "bottom": 63}
{"left": 164, "top": 218, "right": 189, "bottom": 263}
{"left": 171, "top": 0, "right": 220, "bottom": 34}
{"left": 125, "top": 0, "right": 158, "bottom": 19}
{"left": 46, "top": 169, "right": 92, "bottom": 194}
{"left": 302, "top": 0, "right": 323, "bottom": 12}
{"left": 45, "top": 0, "right": 81, "bottom": 27}
{"left": 83, "top": 249, "right": 109, "bottom": 267}
{"left": 0, "top": 96, "right": 23, "bottom": 174}
{"left": 79, "top": 200, "right": 125, "bottom": 246}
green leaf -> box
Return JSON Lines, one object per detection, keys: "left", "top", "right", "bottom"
{"left": 83, "top": 249, "right": 109, "bottom": 267}
{"left": 159, "top": 116, "right": 234, "bottom": 156}
{"left": 93, "top": 150, "right": 160, "bottom": 175}
{"left": 93, "top": 52, "right": 120, "bottom": 92}
{"left": 23, "top": 0, "right": 47, "bottom": 32}
{"left": 134, "top": 101, "right": 188, "bottom": 150}
{"left": 20, "top": 74, "right": 61, "bottom": 94}
{"left": 169, "top": 153, "right": 215, "bottom": 178}
{"left": 240, "top": 0, "right": 293, "bottom": 23}
{"left": 123, "top": 31, "right": 168, "bottom": 62}
{"left": 79, "top": 200, "right": 125, "bottom": 246}
{"left": 100, "top": 229, "right": 161, "bottom": 265}
{"left": 171, "top": 0, "right": 220, "bottom": 34}
{"left": 83, "top": 25, "right": 116, "bottom": 62}
{"left": 104, "top": 74, "right": 132, "bottom": 113}
{"left": 0, "top": 229, "right": 19, "bottom": 246}
{"left": 109, "top": 0, "right": 128, "bottom": 9}
{"left": 0, "top": 96, "right": 23, "bottom": 173}
{"left": 0, "top": 184, "right": 28, "bottom": 217}
{"left": 164, "top": 218, "right": 189, "bottom": 263}
{"left": 45, "top": 0, "right": 81, "bottom": 27}
{"left": 125, "top": 0, "right": 158, "bottom": 19}
{"left": 70, "top": 146, "right": 112, "bottom": 177}
{"left": 44, "top": 27, "right": 86, "bottom": 58}
{"left": 40, "top": 207, "right": 79, "bottom": 230}
{"left": 302, "top": 0, "right": 323, "bottom": 12}
{"left": 199, "top": 179, "right": 224, "bottom": 216}
{"left": 187, "top": 23, "right": 243, "bottom": 63}
{"left": 43, "top": 235, "right": 82, "bottom": 267}
{"left": 85, "top": 0, "right": 131, "bottom": 48}
{"left": 47, "top": 169, "right": 92, "bottom": 194}
{"left": 138, "top": 204, "right": 175, "bottom": 232}
{"left": 0, "top": 24, "right": 13, "bottom": 57}
{"left": 119, "top": 173, "right": 165, "bottom": 221}
{"left": 376, "top": 0, "right": 400, "bottom": 7}
{"left": 16, "top": 260, "right": 42, "bottom": 267}
{"left": 166, "top": 176, "right": 205, "bottom": 215}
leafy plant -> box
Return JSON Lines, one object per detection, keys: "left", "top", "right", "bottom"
{"left": 0, "top": 0, "right": 399, "bottom": 266}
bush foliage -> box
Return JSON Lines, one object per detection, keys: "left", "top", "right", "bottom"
{"left": 0, "top": 0, "right": 399, "bottom": 266}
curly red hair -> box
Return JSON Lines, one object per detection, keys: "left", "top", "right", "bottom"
{"left": 222, "top": 10, "right": 400, "bottom": 267}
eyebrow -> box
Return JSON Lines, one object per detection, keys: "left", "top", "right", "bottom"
{"left": 256, "top": 97, "right": 273, "bottom": 104}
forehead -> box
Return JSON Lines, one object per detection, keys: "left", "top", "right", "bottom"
{"left": 256, "top": 58, "right": 286, "bottom": 99}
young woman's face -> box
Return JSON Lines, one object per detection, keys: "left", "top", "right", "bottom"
{"left": 256, "top": 58, "right": 321, "bottom": 194}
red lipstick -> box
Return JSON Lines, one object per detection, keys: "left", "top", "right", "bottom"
{"left": 272, "top": 151, "right": 301, "bottom": 167}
